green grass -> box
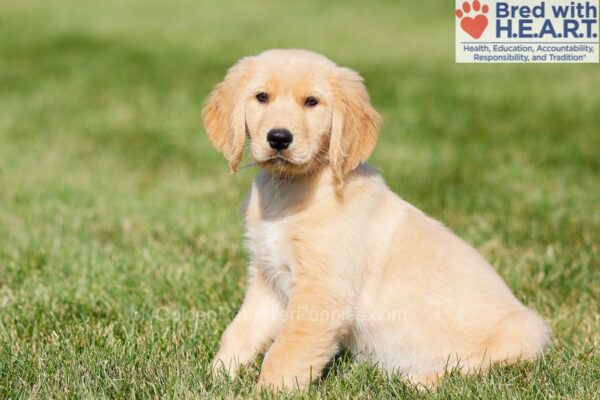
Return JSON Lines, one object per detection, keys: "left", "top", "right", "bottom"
{"left": 0, "top": 0, "right": 599, "bottom": 398}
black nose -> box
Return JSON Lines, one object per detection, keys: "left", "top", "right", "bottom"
{"left": 267, "top": 129, "right": 293, "bottom": 150}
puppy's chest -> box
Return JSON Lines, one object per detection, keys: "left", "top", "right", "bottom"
{"left": 246, "top": 218, "right": 296, "bottom": 298}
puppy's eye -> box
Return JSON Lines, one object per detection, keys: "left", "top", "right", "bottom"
{"left": 304, "top": 96, "right": 319, "bottom": 107}
{"left": 256, "top": 92, "right": 269, "bottom": 103}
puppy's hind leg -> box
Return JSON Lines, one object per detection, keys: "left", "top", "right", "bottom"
{"left": 478, "top": 308, "right": 551, "bottom": 368}
{"left": 407, "top": 309, "right": 550, "bottom": 387}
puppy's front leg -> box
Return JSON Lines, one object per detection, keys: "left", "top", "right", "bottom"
{"left": 212, "top": 267, "right": 284, "bottom": 377}
{"left": 257, "top": 280, "right": 350, "bottom": 390}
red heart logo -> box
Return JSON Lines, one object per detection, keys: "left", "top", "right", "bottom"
{"left": 460, "top": 15, "right": 488, "bottom": 39}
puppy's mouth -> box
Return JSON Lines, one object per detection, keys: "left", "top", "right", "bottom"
{"left": 266, "top": 155, "right": 294, "bottom": 165}
{"left": 254, "top": 153, "right": 298, "bottom": 165}
{"left": 255, "top": 154, "right": 310, "bottom": 174}
{"left": 253, "top": 148, "right": 316, "bottom": 174}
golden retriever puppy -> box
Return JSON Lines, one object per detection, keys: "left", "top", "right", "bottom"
{"left": 203, "top": 49, "right": 550, "bottom": 390}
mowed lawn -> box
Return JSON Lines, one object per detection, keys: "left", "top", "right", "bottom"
{"left": 0, "top": 0, "right": 599, "bottom": 398}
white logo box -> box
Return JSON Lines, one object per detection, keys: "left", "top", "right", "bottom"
{"left": 455, "top": 0, "right": 599, "bottom": 63}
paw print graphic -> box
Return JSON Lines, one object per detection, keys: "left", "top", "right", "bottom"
{"left": 456, "top": 0, "right": 489, "bottom": 39}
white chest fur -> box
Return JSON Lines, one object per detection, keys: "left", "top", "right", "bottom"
{"left": 246, "top": 218, "right": 295, "bottom": 302}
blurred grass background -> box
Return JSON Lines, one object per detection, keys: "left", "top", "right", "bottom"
{"left": 0, "top": 0, "right": 598, "bottom": 398}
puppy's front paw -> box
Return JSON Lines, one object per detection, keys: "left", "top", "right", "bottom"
{"left": 408, "top": 371, "right": 442, "bottom": 389}
{"left": 257, "top": 370, "right": 308, "bottom": 392}
{"left": 211, "top": 356, "right": 239, "bottom": 378}
{"left": 256, "top": 373, "right": 285, "bottom": 392}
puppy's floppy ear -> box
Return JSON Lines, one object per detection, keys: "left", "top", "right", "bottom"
{"left": 329, "top": 67, "right": 381, "bottom": 185}
{"left": 202, "top": 57, "right": 254, "bottom": 173}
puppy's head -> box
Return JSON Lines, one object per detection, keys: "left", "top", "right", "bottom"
{"left": 202, "top": 49, "right": 381, "bottom": 183}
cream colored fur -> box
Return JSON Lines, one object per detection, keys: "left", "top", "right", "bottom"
{"left": 202, "top": 49, "right": 550, "bottom": 390}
